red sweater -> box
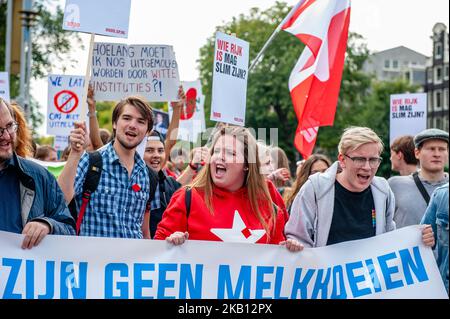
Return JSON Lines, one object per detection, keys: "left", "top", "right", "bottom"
{"left": 154, "top": 181, "right": 287, "bottom": 244}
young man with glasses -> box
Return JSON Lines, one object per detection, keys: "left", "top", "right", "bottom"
{"left": 285, "top": 126, "right": 435, "bottom": 248}
{"left": 0, "top": 98, "right": 75, "bottom": 249}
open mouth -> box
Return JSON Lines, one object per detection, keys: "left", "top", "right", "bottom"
{"left": 0, "top": 140, "right": 12, "bottom": 151}
{"left": 125, "top": 131, "right": 138, "bottom": 138}
{"left": 215, "top": 163, "right": 227, "bottom": 178}
{"left": 357, "top": 173, "right": 370, "bottom": 183}
{"left": 150, "top": 159, "right": 160, "bottom": 168}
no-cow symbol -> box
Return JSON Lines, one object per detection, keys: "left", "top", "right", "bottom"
{"left": 54, "top": 90, "right": 79, "bottom": 114}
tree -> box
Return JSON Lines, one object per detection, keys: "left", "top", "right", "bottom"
{"left": 198, "top": 2, "right": 378, "bottom": 170}
{"left": 0, "top": 0, "right": 82, "bottom": 133}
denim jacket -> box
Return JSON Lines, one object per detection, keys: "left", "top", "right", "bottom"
{"left": 421, "top": 183, "right": 449, "bottom": 294}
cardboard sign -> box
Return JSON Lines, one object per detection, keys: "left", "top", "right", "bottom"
{"left": 91, "top": 43, "right": 180, "bottom": 102}
{"left": 0, "top": 72, "right": 10, "bottom": 102}
{"left": 62, "top": 0, "right": 131, "bottom": 38}
{"left": 169, "top": 80, "right": 206, "bottom": 143}
{"left": 390, "top": 93, "right": 427, "bottom": 145}
{"left": 211, "top": 32, "right": 249, "bottom": 126}
{"left": 47, "top": 75, "right": 84, "bottom": 136}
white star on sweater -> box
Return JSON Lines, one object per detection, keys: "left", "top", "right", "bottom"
{"left": 210, "top": 210, "right": 266, "bottom": 243}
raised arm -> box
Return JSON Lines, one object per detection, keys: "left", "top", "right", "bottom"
{"left": 164, "top": 86, "right": 185, "bottom": 166}
{"left": 87, "top": 85, "right": 104, "bottom": 150}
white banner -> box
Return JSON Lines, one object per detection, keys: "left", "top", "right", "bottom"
{"left": 211, "top": 32, "right": 249, "bottom": 126}
{"left": 0, "top": 72, "right": 10, "bottom": 102}
{"left": 91, "top": 43, "right": 180, "bottom": 102}
{"left": 47, "top": 75, "right": 85, "bottom": 136}
{"left": 62, "top": 0, "right": 131, "bottom": 38}
{"left": 390, "top": 93, "right": 427, "bottom": 145}
{"left": 169, "top": 80, "right": 206, "bottom": 142}
{"left": 0, "top": 226, "right": 446, "bottom": 299}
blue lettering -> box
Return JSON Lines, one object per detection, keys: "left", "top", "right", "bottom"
{"left": 399, "top": 246, "right": 429, "bottom": 285}
{"left": 346, "top": 261, "right": 372, "bottom": 298}
{"left": 25, "top": 260, "right": 34, "bottom": 299}
{"left": 330, "top": 265, "right": 347, "bottom": 299}
{"left": 290, "top": 268, "right": 315, "bottom": 299}
{"left": 38, "top": 261, "right": 55, "bottom": 299}
{"left": 217, "top": 265, "right": 251, "bottom": 299}
{"left": 311, "top": 268, "right": 331, "bottom": 299}
{"left": 105, "top": 263, "right": 128, "bottom": 299}
{"left": 179, "top": 264, "right": 203, "bottom": 299}
{"left": 134, "top": 263, "right": 154, "bottom": 299}
{"left": 49, "top": 76, "right": 62, "bottom": 87}
{"left": 60, "top": 262, "right": 87, "bottom": 299}
{"left": 378, "top": 252, "right": 404, "bottom": 290}
{"left": 274, "top": 267, "right": 289, "bottom": 299}
{"left": 364, "top": 258, "right": 381, "bottom": 293}
{"left": 157, "top": 263, "right": 176, "bottom": 299}
{"left": 255, "top": 266, "right": 274, "bottom": 299}
{"left": 2, "top": 258, "right": 22, "bottom": 299}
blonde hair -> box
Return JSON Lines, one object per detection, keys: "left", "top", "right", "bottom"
{"left": 338, "top": 127, "right": 384, "bottom": 155}
{"left": 189, "top": 127, "right": 277, "bottom": 241}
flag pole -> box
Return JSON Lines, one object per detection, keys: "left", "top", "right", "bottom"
{"left": 248, "top": 0, "right": 306, "bottom": 72}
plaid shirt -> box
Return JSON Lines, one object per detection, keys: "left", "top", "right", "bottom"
{"left": 74, "top": 143, "right": 150, "bottom": 238}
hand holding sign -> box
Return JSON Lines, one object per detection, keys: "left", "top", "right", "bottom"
{"left": 69, "top": 122, "right": 87, "bottom": 154}
{"left": 170, "top": 85, "right": 186, "bottom": 110}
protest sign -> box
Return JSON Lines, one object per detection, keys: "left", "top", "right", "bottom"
{"left": 47, "top": 75, "right": 84, "bottom": 136}
{"left": 62, "top": 0, "right": 131, "bottom": 38}
{"left": 153, "top": 109, "right": 170, "bottom": 140}
{"left": 390, "top": 93, "right": 427, "bottom": 145}
{"left": 91, "top": 43, "right": 180, "bottom": 102}
{"left": 169, "top": 80, "right": 206, "bottom": 143}
{"left": 54, "top": 135, "right": 69, "bottom": 152}
{"left": 0, "top": 72, "right": 10, "bottom": 102}
{"left": 0, "top": 226, "right": 446, "bottom": 299}
{"left": 211, "top": 32, "right": 249, "bottom": 126}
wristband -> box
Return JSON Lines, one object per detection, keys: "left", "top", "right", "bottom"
{"left": 189, "top": 162, "right": 199, "bottom": 171}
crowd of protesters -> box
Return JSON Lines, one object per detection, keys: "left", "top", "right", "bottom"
{"left": 0, "top": 90, "right": 448, "bottom": 294}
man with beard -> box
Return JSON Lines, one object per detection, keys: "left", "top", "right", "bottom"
{"left": 58, "top": 96, "right": 154, "bottom": 238}
{"left": 0, "top": 98, "right": 75, "bottom": 248}
{"left": 389, "top": 128, "right": 449, "bottom": 229}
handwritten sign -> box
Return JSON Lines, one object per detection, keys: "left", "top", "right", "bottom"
{"left": 0, "top": 226, "right": 447, "bottom": 299}
{"left": 0, "top": 72, "right": 10, "bottom": 102}
{"left": 62, "top": 0, "right": 131, "bottom": 38}
{"left": 211, "top": 32, "right": 249, "bottom": 126}
{"left": 47, "top": 75, "right": 84, "bottom": 136}
{"left": 169, "top": 80, "right": 206, "bottom": 142}
{"left": 91, "top": 43, "right": 180, "bottom": 102}
{"left": 390, "top": 93, "right": 427, "bottom": 145}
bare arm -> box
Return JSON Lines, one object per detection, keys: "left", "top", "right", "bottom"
{"left": 87, "top": 85, "right": 103, "bottom": 150}
{"left": 142, "top": 211, "right": 150, "bottom": 239}
{"left": 164, "top": 86, "right": 185, "bottom": 166}
{"left": 57, "top": 122, "right": 87, "bottom": 203}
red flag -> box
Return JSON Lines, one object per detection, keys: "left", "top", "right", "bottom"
{"left": 282, "top": 0, "right": 351, "bottom": 159}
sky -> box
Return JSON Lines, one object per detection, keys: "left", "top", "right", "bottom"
{"left": 32, "top": 0, "right": 449, "bottom": 135}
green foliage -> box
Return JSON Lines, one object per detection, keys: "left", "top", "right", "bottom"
{"left": 197, "top": 1, "right": 418, "bottom": 179}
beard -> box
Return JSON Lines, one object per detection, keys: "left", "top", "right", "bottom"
{"left": 115, "top": 134, "right": 143, "bottom": 150}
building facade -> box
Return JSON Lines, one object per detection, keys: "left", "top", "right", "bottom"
{"left": 363, "top": 46, "right": 428, "bottom": 86}
{"left": 424, "top": 23, "right": 449, "bottom": 132}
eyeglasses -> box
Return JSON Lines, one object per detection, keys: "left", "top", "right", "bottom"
{"left": 0, "top": 122, "right": 18, "bottom": 138}
{"left": 344, "top": 154, "right": 382, "bottom": 168}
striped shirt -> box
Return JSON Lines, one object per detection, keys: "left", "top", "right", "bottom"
{"left": 74, "top": 142, "right": 150, "bottom": 238}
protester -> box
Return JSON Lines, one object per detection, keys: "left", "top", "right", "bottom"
{"left": 155, "top": 126, "right": 301, "bottom": 251}
{"left": 168, "top": 147, "right": 189, "bottom": 178}
{"left": 390, "top": 135, "right": 418, "bottom": 176}
{"left": 10, "top": 102, "right": 34, "bottom": 158}
{"left": 283, "top": 154, "right": 331, "bottom": 212}
{"left": 35, "top": 145, "right": 58, "bottom": 162}
{"left": 257, "top": 141, "right": 290, "bottom": 187}
{"left": 176, "top": 146, "right": 209, "bottom": 186}
{"left": 285, "top": 126, "right": 434, "bottom": 248}
{"left": 144, "top": 131, "right": 181, "bottom": 238}
{"left": 421, "top": 183, "right": 449, "bottom": 294}
{"left": 389, "top": 128, "right": 449, "bottom": 228}
{"left": 270, "top": 146, "right": 292, "bottom": 188}
{"left": 58, "top": 95, "right": 154, "bottom": 238}
{"left": 99, "top": 128, "right": 112, "bottom": 145}
{"left": 0, "top": 98, "right": 75, "bottom": 248}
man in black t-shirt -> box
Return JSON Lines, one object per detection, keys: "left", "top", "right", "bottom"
{"left": 285, "top": 126, "right": 435, "bottom": 248}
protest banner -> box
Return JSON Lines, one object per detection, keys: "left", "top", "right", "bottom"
{"left": 27, "top": 158, "right": 67, "bottom": 178}
{"left": 0, "top": 226, "right": 446, "bottom": 299}
{"left": 390, "top": 93, "right": 427, "bottom": 145}
{"left": 169, "top": 80, "right": 206, "bottom": 143}
{"left": 91, "top": 43, "right": 180, "bottom": 102}
{"left": 62, "top": 0, "right": 131, "bottom": 38}
{"left": 210, "top": 32, "right": 249, "bottom": 126}
{"left": 0, "top": 72, "right": 10, "bottom": 102}
{"left": 54, "top": 135, "right": 69, "bottom": 152}
{"left": 46, "top": 75, "right": 84, "bottom": 136}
